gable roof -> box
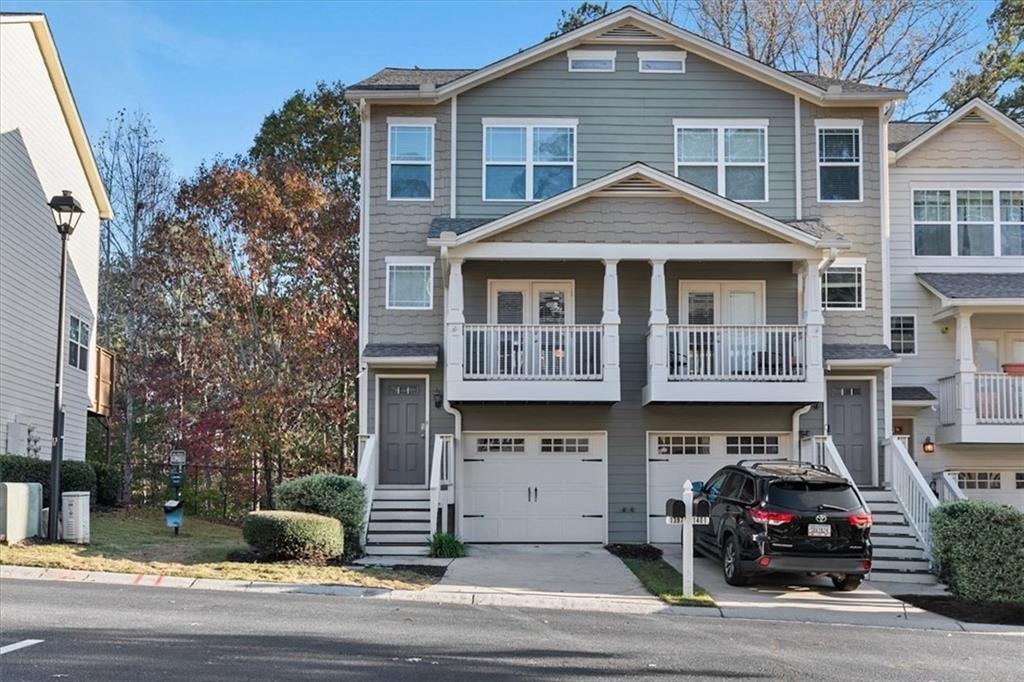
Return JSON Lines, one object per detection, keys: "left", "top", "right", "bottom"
{"left": 892, "top": 99, "right": 1024, "bottom": 161}
{"left": 427, "top": 162, "right": 848, "bottom": 249}
{"left": 346, "top": 7, "right": 904, "bottom": 105}
{"left": 0, "top": 14, "right": 112, "bottom": 219}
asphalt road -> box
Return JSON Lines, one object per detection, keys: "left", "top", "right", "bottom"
{"left": 0, "top": 580, "right": 1020, "bottom": 681}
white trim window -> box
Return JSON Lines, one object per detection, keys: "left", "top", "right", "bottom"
{"left": 725, "top": 435, "right": 780, "bottom": 456}
{"left": 567, "top": 49, "right": 615, "bottom": 72}
{"left": 388, "top": 119, "right": 434, "bottom": 200}
{"left": 956, "top": 471, "right": 1001, "bottom": 490}
{"left": 913, "top": 189, "right": 1023, "bottom": 257}
{"left": 385, "top": 257, "right": 434, "bottom": 310}
{"left": 68, "top": 315, "right": 89, "bottom": 372}
{"left": 674, "top": 119, "right": 768, "bottom": 202}
{"left": 638, "top": 50, "right": 686, "bottom": 73}
{"left": 890, "top": 315, "right": 916, "bottom": 355}
{"left": 822, "top": 259, "right": 865, "bottom": 311}
{"left": 483, "top": 119, "right": 577, "bottom": 201}
{"left": 816, "top": 121, "right": 862, "bottom": 202}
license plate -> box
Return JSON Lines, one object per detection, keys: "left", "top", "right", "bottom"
{"left": 808, "top": 523, "right": 832, "bottom": 537}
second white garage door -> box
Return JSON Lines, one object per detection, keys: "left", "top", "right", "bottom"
{"left": 461, "top": 432, "right": 607, "bottom": 542}
{"left": 647, "top": 432, "right": 790, "bottom": 543}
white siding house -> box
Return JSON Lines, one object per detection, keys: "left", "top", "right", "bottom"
{"left": 888, "top": 100, "right": 1024, "bottom": 510}
{"left": 0, "top": 13, "right": 112, "bottom": 462}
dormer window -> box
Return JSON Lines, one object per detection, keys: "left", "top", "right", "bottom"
{"left": 638, "top": 51, "right": 686, "bottom": 73}
{"left": 567, "top": 50, "right": 616, "bottom": 72}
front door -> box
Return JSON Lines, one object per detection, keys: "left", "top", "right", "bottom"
{"left": 378, "top": 379, "right": 426, "bottom": 485}
{"left": 828, "top": 381, "right": 872, "bottom": 485}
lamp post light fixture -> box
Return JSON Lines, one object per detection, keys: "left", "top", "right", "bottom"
{"left": 46, "top": 190, "right": 84, "bottom": 542}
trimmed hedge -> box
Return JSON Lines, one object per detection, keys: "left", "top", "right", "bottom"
{"left": 90, "top": 462, "right": 121, "bottom": 507}
{"left": 242, "top": 510, "right": 343, "bottom": 561}
{"left": 275, "top": 474, "right": 366, "bottom": 551}
{"left": 0, "top": 453, "right": 97, "bottom": 506}
{"left": 931, "top": 500, "right": 1024, "bottom": 603}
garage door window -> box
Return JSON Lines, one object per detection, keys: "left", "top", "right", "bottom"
{"left": 540, "top": 437, "right": 589, "bottom": 453}
{"left": 476, "top": 437, "right": 525, "bottom": 453}
{"left": 656, "top": 435, "right": 711, "bottom": 455}
{"left": 726, "top": 435, "right": 780, "bottom": 456}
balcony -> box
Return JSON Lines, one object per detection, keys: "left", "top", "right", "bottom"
{"left": 667, "top": 324, "right": 807, "bottom": 381}
{"left": 937, "top": 372, "right": 1024, "bottom": 444}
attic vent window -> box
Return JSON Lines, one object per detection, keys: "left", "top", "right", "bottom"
{"left": 638, "top": 51, "right": 686, "bottom": 73}
{"left": 567, "top": 49, "right": 616, "bottom": 72}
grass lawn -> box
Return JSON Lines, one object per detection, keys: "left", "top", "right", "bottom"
{"left": 621, "top": 557, "right": 716, "bottom": 607}
{"left": 0, "top": 508, "right": 435, "bottom": 590}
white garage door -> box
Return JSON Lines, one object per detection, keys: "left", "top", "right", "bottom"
{"left": 461, "top": 432, "right": 606, "bottom": 542}
{"left": 647, "top": 432, "right": 790, "bottom": 543}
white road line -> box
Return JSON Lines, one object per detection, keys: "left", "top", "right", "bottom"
{"left": 0, "top": 639, "right": 44, "bottom": 655}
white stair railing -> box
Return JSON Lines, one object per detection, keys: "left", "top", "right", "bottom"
{"left": 800, "top": 435, "right": 855, "bottom": 485}
{"left": 933, "top": 471, "right": 967, "bottom": 503}
{"left": 355, "top": 434, "right": 378, "bottom": 549}
{"left": 884, "top": 436, "right": 939, "bottom": 560}
{"left": 429, "top": 434, "right": 455, "bottom": 536}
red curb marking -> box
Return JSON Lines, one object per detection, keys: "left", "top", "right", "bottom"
{"left": 154, "top": 575, "right": 164, "bottom": 586}
{"left": 132, "top": 574, "right": 143, "bottom": 585}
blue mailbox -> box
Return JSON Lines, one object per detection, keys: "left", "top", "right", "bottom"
{"left": 163, "top": 499, "right": 184, "bottom": 534}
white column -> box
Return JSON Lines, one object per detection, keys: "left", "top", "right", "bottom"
{"left": 445, "top": 258, "right": 465, "bottom": 385}
{"left": 802, "top": 261, "right": 824, "bottom": 379}
{"left": 954, "top": 311, "right": 977, "bottom": 426}
{"left": 602, "top": 259, "right": 620, "bottom": 388}
{"left": 649, "top": 259, "right": 669, "bottom": 386}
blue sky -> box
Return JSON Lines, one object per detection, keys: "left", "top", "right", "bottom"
{"left": 0, "top": 0, "right": 996, "bottom": 178}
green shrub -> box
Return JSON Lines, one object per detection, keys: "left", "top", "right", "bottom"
{"left": 242, "top": 510, "right": 343, "bottom": 561}
{"left": 430, "top": 532, "right": 466, "bottom": 558}
{"left": 90, "top": 462, "right": 121, "bottom": 506}
{"left": 0, "top": 453, "right": 97, "bottom": 506}
{"left": 931, "top": 500, "right": 1024, "bottom": 603}
{"left": 275, "top": 474, "right": 366, "bottom": 551}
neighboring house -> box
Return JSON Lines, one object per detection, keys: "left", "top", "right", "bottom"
{"left": 345, "top": 7, "right": 934, "bottom": 580}
{"left": 0, "top": 13, "right": 113, "bottom": 463}
{"left": 888, "top": 99, "right": 1024, "bottom": 511}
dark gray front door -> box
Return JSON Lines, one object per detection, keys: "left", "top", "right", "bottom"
{"left": 828, "top": 381, "right": 872, "bottom": 485}
{"left": 379, "top": 379, "right": 426, "bottom": 485}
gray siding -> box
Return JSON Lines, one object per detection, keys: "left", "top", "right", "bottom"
{"left": 488, "top": 195, "right": 784, "bottom": 243}
{"left": 456, "top": 45, "right": 796, "bottom": 220}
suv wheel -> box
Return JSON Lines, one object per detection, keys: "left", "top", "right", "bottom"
{"left": 722, "top": 536, "right": 748, "bottom": 586}
{"left": 831, "top": 574, "right": 863, "bottom": 591}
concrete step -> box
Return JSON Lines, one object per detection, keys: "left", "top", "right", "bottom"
{"left": 872, "top": 557, "right": 931, "bottom": 572}
{"left": 863, "top": 501, "right": 902, "bottom": 513}
{"left": 372, "top": 499, "right": 431, "bottom": 511}
{"left": 364, "top": 543, "right": 431, "bottom": 557}
{"left": 370, "top": 510, "right": 431, "bottom": 522}
{"left": 860, "top": 491, "right": 897, "bottom": 502}
{"left": 366, "top": 532, "right": 431, "bottom": 544}
{"left": 868, "top": 568, "right": 938, "bottom": 585}
{"left": 374, "top": 488, "right": 430, "bottom": 501}
{"left": 366, "top": 520, "right": 431, "bottom": 532}
{"left": 870, "top": 537, "right": 924, "bottom": 551}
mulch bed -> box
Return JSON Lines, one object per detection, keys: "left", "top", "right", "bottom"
{"left": 897, "top": 594, "right": 1024, "bottom": 626}
{"left": 604, "top": 543, "right": 664, "bottom": 561}
{"left": 387, "top": 564, "right": 448, "bottom": 579}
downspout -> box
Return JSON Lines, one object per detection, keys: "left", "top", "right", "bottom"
{"left": 818, "top": 246, "right": 838, "bottom": 274}
{"left": 791, "top": 403, "right": 813, "bottom": 460}
{"left": 439, "top": 245, "right": 463, "bottom": 534}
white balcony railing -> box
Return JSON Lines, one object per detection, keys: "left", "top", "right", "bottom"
{"left": 937, "top": 375, "right": 958, "bottom": 426}
{"left": 976, "top": 372, "right": 1024, "bottom": 424}
{"left": 667, "top": 324, "right": 806, "bottom": 381}
{"left": 463, "top": 324, "right": 604, "bottom": 381}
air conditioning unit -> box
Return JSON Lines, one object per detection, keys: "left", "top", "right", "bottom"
{"left": 0, "top": 482, "right": 43, "bottom": 543}
{"left": 61, "top": 491, "right": 90, "bottom": 544}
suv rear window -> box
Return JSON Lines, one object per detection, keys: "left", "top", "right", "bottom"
{"left": 767, "top": 481, "right": 861, "bottom": 511}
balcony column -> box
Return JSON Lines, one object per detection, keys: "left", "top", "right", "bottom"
{"left": 649, "top": 259, "right": 669, "bottom": 385}
{"left": 802, "top": 261, "right": 824, "bottom": 378}
{"left": 602, "top": 259, "right": 620, "bottom": 387}
{"left": 954, "top": 310, "right": 977, "bottom": 426}
{"left": 445, "top": 258, "right": 465, "bottom": 382}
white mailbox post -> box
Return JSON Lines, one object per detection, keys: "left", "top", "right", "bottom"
{"left": 665, "top": 479, "right": 710, "bottom": 598}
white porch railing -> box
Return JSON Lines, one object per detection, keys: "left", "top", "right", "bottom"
{"left": 976, "top": 372, "right": 1024, "bottom": 424}
{"left": 894, "top": 434, "right": 911, "bottom": 451}
{"left": 355, "top": 434, "right": 378, "bottom": 549}
{"left": 884, "top": 436, "right": 939, "bottom": 560}
{"left": 937, "top": 375, "right": 957, "bottom": 426}
{"left": 800, "top": 435, "right": 855, "bottom": 484}
{"left": 429, "top": 434, "right": 455, "bottom": 536}
{"left": 463, "top": 324, "right": 603, "bottom": 381}
{"left": 933, "top": 471, "right": 968, "bottom": 503}
{"left": 667, "top": 324, "right": 806, "bottom": 381}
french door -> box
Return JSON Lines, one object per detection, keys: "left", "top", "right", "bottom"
{"left": 678, "top": 281, "right": 765, "bottom": 377}
{"left": 487, "top": 281, "right": 576, "bottom": 377}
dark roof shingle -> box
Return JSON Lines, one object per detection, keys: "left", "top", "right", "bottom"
{"left": 785, "top": 72, "right": 904, "bottom": 95}
{"left": 917, "top": 273, "right": 1024, "bottom": 300}
{"left": 363, "top": 343, "right": 440, "bottom": 358}
{"left": 428, "top": 218, "right": 491, "bottom": 239}
{"left": 888, "top": 121, "right": 935, "bottom": 151}
{"left": 823, "top": 344, "right": 899, "bottom": 361}
{"left": 349, "top": 68, "right": 475, "bottom": 91}
{"left": 892, "top": 386, "right": 936, "bottom": 402}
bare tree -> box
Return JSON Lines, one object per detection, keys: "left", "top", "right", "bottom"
{"left": 94, "top": 109, "right": 175, "bottom": 503}
{"left": 640, "top": 0, "right": 685, "bottom": 24}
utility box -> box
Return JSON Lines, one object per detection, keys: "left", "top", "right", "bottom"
{"left": 61, "top": 491, "right": 90, "bottom": 544}
{"left": 0, "top": 482, "right": 43, "bottom": 544}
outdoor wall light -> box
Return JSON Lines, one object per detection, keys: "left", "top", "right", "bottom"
{"left": 922, "top": 437, "right": 935, "bottom": 455}
{"left": 48, "top": 189, "right": 84, "bottom": 236}
{"left": 433, "top": 388, "right": 443, "bottom": 409}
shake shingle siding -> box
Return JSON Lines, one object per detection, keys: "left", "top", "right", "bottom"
{"left": 455, "top": 46, "right": 796, "bottom": 221}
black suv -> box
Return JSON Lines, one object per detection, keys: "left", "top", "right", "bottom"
{"left": 693, "top": 460, "right": 873, "bottom": 591}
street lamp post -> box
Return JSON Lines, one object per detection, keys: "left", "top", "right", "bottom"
{"left": 46, "top": 190, "right": 84, "bottom": 542}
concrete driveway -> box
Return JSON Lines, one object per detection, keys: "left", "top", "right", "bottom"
{"left": 424, "top": 544, "right": 658, "bottom": 608}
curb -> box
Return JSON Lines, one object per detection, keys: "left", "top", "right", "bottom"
{"left": 3, "top": 564, "right": 1021, "bottom": 635}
